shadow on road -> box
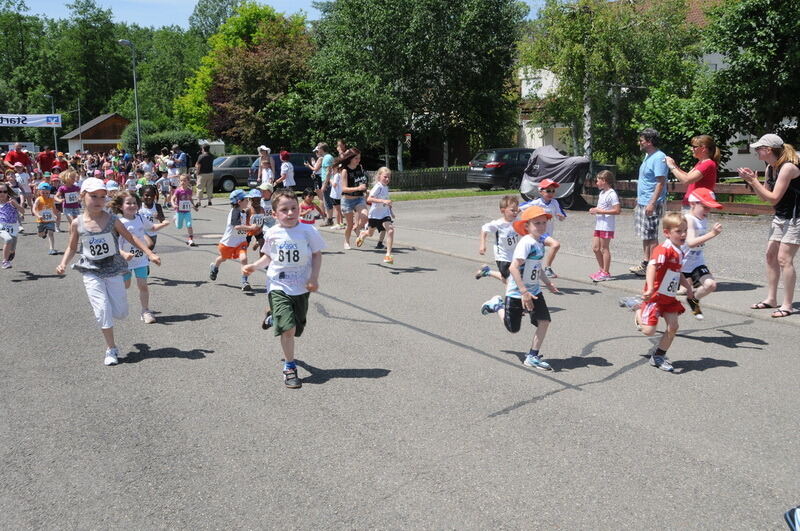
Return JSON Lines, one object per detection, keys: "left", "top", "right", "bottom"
{"left": 556, "top": 286, "right": 601, "bottom": 296}
{"left": 501, "top": 350, "right": 612, "bottom": 372}
{"left": 295, "top": 360, "right": 390, "bottom": 385}
{"left": 151, "top": 311, "right": 221, "bottom": 325}
{"left": 150, "top": 276, "right": 207, "bottom": 288}
{"left": 677, "top": 328, "right": 767, "bottom": 350}
{"left": 715, "top": 281, "right": 760, "bottom": 293}
{"left": 10, "top": 270, "right": 65, "bottom": 282}
{"left": 216, "top": 283, "right": 259, "bottom": 296}
{"left": 672, "top": 357, "right": 738, "bottom": 374}
{"left": 368, "top": 263, "right": 437, "bottom": 275}
{"left": 123, "top": 343, "right": 213, "bottom": 363}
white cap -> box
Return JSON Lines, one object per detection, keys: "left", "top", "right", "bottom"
{"left": 80, "top": 177, "right": 106, "bottom": 193}
{"left": 750, "top": 134, "right": 784, "bottom": 149}
{"left": 258, "top": 145, "right": 270, "bottom": 153}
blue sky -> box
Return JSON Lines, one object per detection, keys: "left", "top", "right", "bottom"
{"left": 25, "top": 0, "right": 320, "bottom": 27}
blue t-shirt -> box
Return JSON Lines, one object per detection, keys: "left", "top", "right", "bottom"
{"left": 321, "top": 153, "right": 334, "bottom": 182}
{"left": 637, "top": 150, "right": 668, "bottom": 206}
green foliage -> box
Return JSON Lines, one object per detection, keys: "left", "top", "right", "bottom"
{"left": 140, "top": 129, "right": 199, "bottom": 162}
{"left": 189, "top": 0, "right": 241, "bottom": 40}
{"left": 120, "top": 120, "right": 159, "bottom": 153}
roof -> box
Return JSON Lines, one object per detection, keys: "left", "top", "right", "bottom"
{"left": 60, "top": 113, "right": 130, "bottom": 140}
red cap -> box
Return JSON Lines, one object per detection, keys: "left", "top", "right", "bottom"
{"left": 687, "top": 188, "right": 723, "bottom": 209}
{"left": 279, "top": 150, "right": 291, "bottom": 161}
{"left": 538, "top": 178, "right": 560, "bottom": 189}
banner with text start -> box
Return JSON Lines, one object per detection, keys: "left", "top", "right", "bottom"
{"left": 0, "top": 114, "right": 62, "bottom": 128}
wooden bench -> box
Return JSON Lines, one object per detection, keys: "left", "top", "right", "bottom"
{"left": 582, "top": 180, "right": 773, "bottom": 215}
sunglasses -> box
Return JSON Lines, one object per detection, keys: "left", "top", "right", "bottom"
{"left": 541, "top": 188, "right": 556, "bottom": 193}
{"left": 0, "top": 190, "right": 8, "bottom": 194}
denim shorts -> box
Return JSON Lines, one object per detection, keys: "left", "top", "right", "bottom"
{"left": 63, "top": 207, "right": 81, "bottom": 217}
{"left": 341, "top": 196, "right": 366, "bottom": 214}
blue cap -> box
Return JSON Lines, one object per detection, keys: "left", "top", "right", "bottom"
{"left": 229, "top": 189, "right": 247, "bottom": 203}
{"left": 37, "top": 182, "right": 51, "bottom": 191}
{"left": 247, "top": 189, "right": 262, "bottom": 198}
{"left": 106, "top": 180, "right": 120, "bottom": 190}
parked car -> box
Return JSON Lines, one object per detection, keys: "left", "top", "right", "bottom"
{"left": 466, "top": 148, "right": 534, "bottom": 190}
{"left": 248, "top": 153, "right": 316, "bottom": 190}
{"left": 213, "top": 154, "right": 259, "bottom": 192}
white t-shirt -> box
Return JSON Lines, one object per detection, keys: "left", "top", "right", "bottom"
{"left": 219, "top": 208, "right": 248, "bottom": 247}
{"left": 261, "top": 223, "right": 326, "bottom": 295}
{"left": 15, "top": 172, "right": 31, "bottom": 193}
{"left": 481, "top": 218, "right": 519, "bottom": 263}
{"left": 280, "top": 162, "right": 295, "bottom": 188}
{"left": 368, "top": 182, "right": 391, "bottom": 219}
{"left": 118, "top": 214, "right": 153, "bottom": 270}
{"left": 505, "top": 234, "right": 546, "bottom": 298}
{"left": 523, "top": 197, "right": 563, "bottom": 235}
{"left": 594, "top": 188, "right": 620, "bottom": 232}
{"left": 329, "top": 172, "right": 342, "bottom": 200}
{"left": 125, "top": 178, "right": 138, "bottom": 191}
{"left": 682, "top": 213, "right": 708, "bottom": 272}
{"left": 138, "top": 204, "right": 160, "bottom": 236}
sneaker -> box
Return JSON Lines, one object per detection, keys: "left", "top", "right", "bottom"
{"left": 480, "top": 295, "right": 504, "bottom": 315}
{"left": 241, "top": 282, "right": 252, "bottom": 291}
{"left": 630, "top": 261, "right": 648, "bottom": 277}
{"left": 187, "top": 239, "right": 198, "bottom": 247}
{"left": 104, "top": 347, "right": 119, "bottom": 366}
{"left": 261, "top": 311, "right": 273, "bottom": 330}
{"left": 54, "top": 226, "right": 61, "bottom": 233}
{"left": 618, "top": 296, "right": 642, "bottom": 311}
{"left": 687, "top": 297, "right": 704, "bottom": 320}
{"left": 355, "top": 235, "right": 365, "bottom": 247}
{"left": 475, "top": 264, "right": 491, "bottom": 279}
{"left": 209, "top": 263, "right": 218, "bottom": 281}
{"left": 141, "top": 311, "right": 156, "bottom": 324}
{"left": 650, "top": 354, "right": 674, "bottom": 372}
{"left": 17, "top": 226, "right": 24, "bottom": 233}
{"left": 283, "top": 368, "right": 302, "bottom": 389}
{"left": 375, "top": 241, "right": 385, "bottom": 250}
{"left": 544, "top": 266, "right": 557, "bottom": 278}
{"left": 383, "top": 255, "right": 393, "bottom": 264}
{"left": 48, "top": 249, "right": 58, "bottom": 255}
{"left": 785, "top": 506, "right": 800, "bottom": 531}
{"left": 337, "top": 223, "right": 347, "bottom": 230}
{"left": 589, "top": 271, "right": 603, "bottom": 281}
{"left": 343, "top": 242, "right": 351, "bottom": 250}
{"left": 321, "top": 219, "right": 333, "bottom": 227}
{"left": 523, "top": 354, "right": 552, "bottom": 370}
{"left": 1, "top": 261, "right": 11, "bottom": 269}
{"left": 598, "top": 271, "right": 612, "bottom": 280}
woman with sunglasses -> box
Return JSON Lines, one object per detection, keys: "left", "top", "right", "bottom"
{"left": 664, "top": 135, "right": 720, "bottom": 208}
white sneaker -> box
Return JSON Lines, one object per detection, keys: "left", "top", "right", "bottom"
{"left": 104, "top": 347, "right": 119, "bottom": 366}
{"left": 141, "top": 311, "right": 156, "bottom": 324}
{"left": 481, "top": 295, "right": 504, "bottom": 315}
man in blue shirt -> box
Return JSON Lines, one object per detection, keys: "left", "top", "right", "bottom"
{"left": 630, "top": 128, "right": 668, "bottom": 277}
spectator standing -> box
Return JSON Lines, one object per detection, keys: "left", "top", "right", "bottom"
{"left": 665, "top": 135, "right": 720, "bottom": 207}
{"left": 195, "top": 144, "right": 215, "bottom": 207}
{"left": 172, "top": 145, "right": 188, "bottom": 174}
{"left": 36, "top": 146, "right": 56, "bottom": 173}
{"left": 4, "top": 143, "right": 33, "bottom": 172}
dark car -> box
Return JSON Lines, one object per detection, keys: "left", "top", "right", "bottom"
{"left": 248, "top": 153, "right": 316, "bottom": 190}
{"left": 466, "top": 148, "right": 534, "bottom": 190}
{"left": 213, "top": 154, "right": 259, "bottom": 192}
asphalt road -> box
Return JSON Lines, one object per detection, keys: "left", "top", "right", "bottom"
{"left": 2, "top": 199, "right": 798, "bottom": 529}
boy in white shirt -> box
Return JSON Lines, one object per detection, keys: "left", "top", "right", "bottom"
{"left": 243, "top": 190, "right": 326, "bottom": 389}
{"left": 520, "top": 179, "right": 564, "bottom": 278}
{"left": 476, "top": 195, "right": 520, "bottom": 283}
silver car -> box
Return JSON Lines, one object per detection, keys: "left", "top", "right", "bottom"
{"left": 212, "top": 154, "right": 259, "bottom": 192}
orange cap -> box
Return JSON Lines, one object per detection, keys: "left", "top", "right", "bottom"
{"left": 513, "top": 205, "right": 552, "bottom": 235}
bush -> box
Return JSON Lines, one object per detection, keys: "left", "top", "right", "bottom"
{"left": 140, "top": 129, "right": 200, "bottom": 162}
{"left": 121, "top": 120, "right": 158, "bottom": 153}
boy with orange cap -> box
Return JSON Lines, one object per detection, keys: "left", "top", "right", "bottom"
{"left": 480, "top": 206, "right": 560, "bottom": 370}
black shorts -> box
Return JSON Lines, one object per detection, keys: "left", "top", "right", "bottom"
{"left": 313, "top": 175, "right": 322, "bottom": 190}
{"left": 503, "top": 293, "right": 550, "bottom": 333}
{"left": 683, "top": 265, "right": 711, "bottom": 288}
{"left": 368, "top": 217, "right": 393, "bottom": 232}
{"left": 496, "top": 260, "right": 511, "bottom": 279}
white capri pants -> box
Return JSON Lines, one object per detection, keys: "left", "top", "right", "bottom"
{"left": 82, "top": 273, "right": 128, "bottom": 329}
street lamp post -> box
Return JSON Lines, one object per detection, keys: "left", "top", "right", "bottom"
{"left": 118, "top": 39, "right": 141, "bottom": 153}
{"left": 43, "top": 94, "right": 58, "bottom": 152}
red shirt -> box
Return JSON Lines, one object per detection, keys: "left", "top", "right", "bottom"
{"left": 4, "top": 150, "right": 32, "bottom": 169}
{"left": 683, "top": 158, "right": 717, "bottom": 205}
{"left": 646, "top": 240, "right": 684, "bottom": 304}
{"left": 36, "top": 150, "right": 56, "bottom": 172}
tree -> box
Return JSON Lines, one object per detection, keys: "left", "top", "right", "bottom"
{"left": 189, "top": 0, "right": 241, "bottom": 41}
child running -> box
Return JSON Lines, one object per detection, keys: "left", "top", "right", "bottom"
{"left": 635, "top": 212, "right": 695, "bottom": 372}
{"left": 13, "top": 162, "right": 34, "bottom": 215}
{"left": 300, "top": 188, "right": 325, "bottom": 225}
{"left": 209, "top": 189, "right": 253, "bottom": 291}
{"left": 172, "top": 174, "right": 198, "bottom": 246}
{"left": 682, "top": 188, "right": 723, "bottom": 320}
{"left": 242, "top": 189, "right": 325, "bottom": 389}
{"left": 245, "top": 189, "right": 269, "bottom": 254}
{"left": 476, "top": 195, "right": 520, "bottom": 283}
{"left": 0, "top": 182, "right": 25, "bottom": 269}
{"left": 588, "top": 170, "right": 621, "bottom": 281}
{"left": 33, "top": 182, "right": 58, "bottom": 255}
{"left": 480, "top": 206, "right": 560, "bottom": 370}
{"left": 55, "top": 178, "right": 161, "bottom": 365}
{"left": 521, "top": 179, "right": 565, "bottom": 278}
{"left": 112, "top": 191, "right": 170, "bottom": 324}
{"left": 355, "top": 167, "right": 396, "bottom": 263}
{"left": 56, "top": 170, "right": 82, "bottom": 228}
{"left": 138, "top": 185, "right": 166, "bottom": 250}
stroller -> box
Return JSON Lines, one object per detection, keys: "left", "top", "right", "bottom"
{"left": 520, "top": 145, "right": 590, "bottom": 209}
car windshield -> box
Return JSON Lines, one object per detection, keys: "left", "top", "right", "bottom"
{"left": 471, "top": 151, "right": 496, "bottom": 163}
{"left": 213, "top": 156, "right": 227, "bottom": 167}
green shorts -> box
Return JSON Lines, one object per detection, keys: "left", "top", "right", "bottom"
{"left": 268, "top": 290, "right": 309, "bottom": 337}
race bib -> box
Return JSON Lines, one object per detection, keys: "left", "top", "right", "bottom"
{"left": 251, "top": 214, "right": 265, "bottom": 227}
{"left": 0, "top": 223, "right": 17, "bottom": 238}
{"left": 65, "top": 192, "right": 79, "bottom": 204}
{"left": 274, "top": 241, "right": 307, "bottom": 266}
{"left": 81, "top": 232, "right": 115, "bottom": 260}
{"left": 528, "top": 265, "right": 540, "bottom": 282}
{"left": 40, "top": 209, "right": 53, "bottom": 222}
{"left": 126, "top": 243, "right": 145, "bottom": 259}
{"left": 657, "top": 269, "right": 680, "bottom": 297}
{"left": 179, "top": 200, "right": 192, "bottom": 211}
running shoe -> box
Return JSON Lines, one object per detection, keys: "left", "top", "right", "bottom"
{"left": 1, "top": 261, "right": 11, "bottom": 269}
{"left": 283, "top": 368, "right": 302, "bottom": 389}
{"left": 785, "top": 506, "right": 800, "bottom": 531}
{"left": 187, "top": 239, "right": 198, "bottom": 247}
{"left": 343, "top": 242, "right": 351, "bottom": 250}
{"left": 375, "top": 241, "right": 385, "bottom": 250}
{"left": 104, "top": 347, "right": 119, "bottom": 366}
{"left": 629, "top": 261, "right": 647, "bottom": 277}
{"left": 355, "top": 235, "right": 365, "bottom": 247}
{"left": 17, "top": 226, "right": 24, "bottom": 233}
{"left": 618, "top": 296, "right": 642, "bottom": 311}
{"left": 544, "top": 266, "right": 557, "bottom": 278}
{"left": 261, "top": 311, "right": 273, "bottom": 330}
{"left": 141, "top": 311, "right": 156, "bottom": 324}
{"left": 598, "top": 271, "right": 612, "bottom": 280}
{"left": 48, "top": 249, "right": 58, "bottom": 255}
{"left": 475, "top": 264, "right": 491, "bottom": 279}
{"left": 589, "top": 271, "right": 604, "bottom": 281}
{"left": 650, "top": 354, "right": 674, "bottom": 372}
{"left": 687, "top": 297, "right": 704, "bottom": 320}
{"left": 383, "top": 255, "right": 393, "bottom": 264}
{"left": 480, "top": 295, "right": 504, "bottom": 315}
{"left": 523, "top": 354, "right": 552, "bottom": 371}
{"left": 54, "top": 226, "right": 61, "bottom": 233}
{"left": 209, "top": 263, "right": 218, "bottom": 281}
{"left": 241, "top": 281, "right": 252, "bottom": 292}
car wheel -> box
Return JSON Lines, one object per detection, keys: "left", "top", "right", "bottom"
{"left": 220, "top": 177, "right": 236, "bottom": 193}
{"left": 508, "top": 174, "right": 521, "bottom": 191}
{"left": 478, "top": 183, "right": 493, "bottom": 191}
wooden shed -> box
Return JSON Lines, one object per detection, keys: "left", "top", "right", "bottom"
{"left": 60, "top": 113, "right": 130, "bottom": 154}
